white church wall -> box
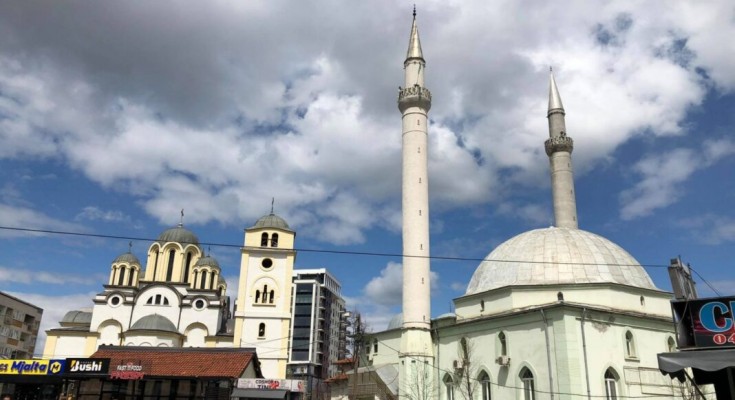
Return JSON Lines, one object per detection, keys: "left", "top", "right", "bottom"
{"left": 183, "top": 323, "right": 208, "bottom": 347}
{"left": 98, "top": 319, "right": 123, "bottom": 346}
{"left": 90, "top": 298, "right": 133, "bottom": 332}
{"left": 179, "top": 304, "right": 220, "bottom": 336}
{"left": 130, "top": 286, "right": 181, "bottom": 330}
{"left": 365, "top": 329, "right": 401, "bottom": 367}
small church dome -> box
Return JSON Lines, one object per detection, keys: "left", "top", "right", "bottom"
{"left": 194, "top": 255, "right": 220, "bottom": 268}
{"left": 251, "top": 213, "right": 291, "bottom": 230}
{"left": 113, "top": 252, "right": 140, "bottom": 265}
{"left": 61, "top": 310, "right": 92, "bottom": 325}
{"left": 130, "top": 314, "right": 178, "bottom": 333}
{"left": 157, "top": 224, "right": 199, "bottom": 245}
{"left": 466, "top": 227, "right": 656, "bottom": 295}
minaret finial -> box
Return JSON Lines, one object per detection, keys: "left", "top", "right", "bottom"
{"left": 405, "top": 6, "right": 424, "bottom": 62}
{"left": 413, "top": 4, "right": 416, "bottom": 19}
{"left": 270, "top": 198, "right": 274, "bottom": 214}
{"left": 179, "top": 209, "right": 184, "bottom": 226}
{"left": 548, "top": 68, "right": 564, "bottom": 114}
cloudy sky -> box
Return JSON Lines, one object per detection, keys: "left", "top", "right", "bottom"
{"left": 1, "top": 1, "right": 734, "bottom": 354}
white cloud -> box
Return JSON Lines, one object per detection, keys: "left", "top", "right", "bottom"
{"left": 75, "top": 206, "right": 130, "bottom": 223}
{"left": 364, "top": 262, "right": 403, "bottom": 307}
{"left": 0, "top": 266, "right": 98, "bottom": 285}
{"left": 677, "top": 214, "right": 735, "bottom": 245}
{"left": 620, "top": 139, "right": 735, "bottom": 220}
{"left": 0, "top": 203, "right": 85, "bottom": 238}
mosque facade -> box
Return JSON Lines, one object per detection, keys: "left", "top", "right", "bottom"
{"left": 339, "top": 12, "right": 687, "bottom": 400}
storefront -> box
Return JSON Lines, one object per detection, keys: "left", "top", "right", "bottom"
{"left": 231, "top": 379, "right": 305, "bottom": 400}
{"left": 658, "top": 296, "right": 735, "bottom": 399}
{"left": 63, "top": 346, "right": 266, "bottom": 400}
{"left": 0, "top": 359, "right": 65, "bottom": 400}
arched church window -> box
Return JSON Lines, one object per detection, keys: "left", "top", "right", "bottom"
{"left": 210, "top": 273, "right": 216, "bottom": 289}
{"left": 667, "top": 336, "right": 676, "bottom": 352}
{"left": 200, "top": 271, "right": 208, "bottom": 290}
{"left": 519, "top": 368, "right": 535, "bottom": 400}
{"left": 184, "top": 252, "right": 193, "bottom": 283}
{"left": 155, "top": 294, "right": 162, "bottom": 304}
{"left": 498, "top": 332, "right": 507, "bottom": 356}
{"left": 258, "top": 323, "right": 265, "bottom": 338}
{"left": 269, "top": 290, "right": 275, "bottom": 304}
{"left": 262, "top": 285, "right": 269, "bottom": 303}
{"left": 443, "top": 374, "right": 454, "bottom": 400}
{"left": 128, "top": 269, "right": 135, "bottom": 286}
{"left": 625, "top": 331, "right": 636, "bottom": 358}
{"left": 478, "top": 371, "right": 491, "bottom": 400}
{"left": 261, "top": 233, "right": 268, "bottom": 247}
{"left": 255, "top": 290, "right": 261, "bottom": 303}
{"left": 117, "top": 267, "right": 126, "bottom": 286}
{"left": 146, "top": 296, "right": 154, "bottom": 305}
{"left": 163, "top": 297, "right": 169, "bottom": 306}
{"left": 271, "top": 233, "right": 279, "bottom": 248}
{"left": 604, "top": 368, "right": 619, "bottom": 400}
{"left": 166, "top": 249, "right": 175, "bottom": 281}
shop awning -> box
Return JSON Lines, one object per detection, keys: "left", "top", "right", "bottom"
{"left": 658, "top": 349, "right": 735, "bottom": 383}
{"left": 231, "top": 388, "right": 288, "bottom": 399}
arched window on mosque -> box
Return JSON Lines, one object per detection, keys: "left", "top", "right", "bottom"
{"left": 667, "top": 336, "right": 676, "bottom": 353}
{"left": 478, "top": 371, "right": 491, "bottom": 400}
{"left": 557, "top": 292, "right": 564, "bottom": 301}
{"left": 625, "top": 331, "right": 637, "bottom": 358}
{"left": 519, "top": 368, "right": 535, "bottom": 400}
{"left": 604, "top": 368, "right": 619, "bottom": 400}
{"left": 498, "top": 332, "right": 507, "bottom": 356}
{"left": 166, "top": 249, "right": 176, "bottom": 281}
{"left": 271, "top": 233, "right": 279, "bottom": 248}
{"left": 258, "top": 323, "right": 266, "bottom": 338}
{"left": 260, "top": 233, "right": 268, "bottom": 247}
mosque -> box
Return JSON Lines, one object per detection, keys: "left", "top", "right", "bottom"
{"left": 333, "top": 11, "right": 687, "bottom": 400}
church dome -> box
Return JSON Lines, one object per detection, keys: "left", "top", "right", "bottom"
{"left": 130, "top": 314, "right": 178, "bottom": 333}
{"left": 194, "top": 256, "right": 220, "bottom": 268}
{"left": 113, "top": 252, "right": 140, "bottom": 265}
{"left": 251, "top": 213, "right": 291, "bottom": 231}
{"left": 61, "top": 310, "right": 92, "bottom": 325}
{"left": 466, "top": 227, "right": 656, "bottom": 295}
{"left": 157, "top": 224, "right": 199, "bottom": 245}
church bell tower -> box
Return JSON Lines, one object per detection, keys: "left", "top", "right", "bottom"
{"left": 398, "top": 7, "right": 434, "bottom": 393}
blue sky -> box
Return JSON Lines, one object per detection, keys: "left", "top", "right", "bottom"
{"left": 1, "top": 1, "right": 735, "bottom": 352}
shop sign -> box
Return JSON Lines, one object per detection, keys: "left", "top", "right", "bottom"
{"left": 109, "top": 361, "right": 146, "bottom": 380}
{"left": 237, "top": 379, "right": 305, "bottom": 392}
{"left": 64, "top": 358, "right": 110, "bottom": 374}
{"left": 0, "top": 359, "right": 65, "bottom": 375}
{"left": 673, "top": 296, "right": 735, "bottom": 349}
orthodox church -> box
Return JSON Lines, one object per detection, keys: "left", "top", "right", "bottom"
{"left": 44, "top": 211, "right": 344, "bottom": 382}
{"left": 336, "top": 12, "right": 686, "bottom": 400}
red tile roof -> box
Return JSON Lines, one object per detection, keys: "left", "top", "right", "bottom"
{"left": 91, "top": 346, "right": 261, "bottom": 379}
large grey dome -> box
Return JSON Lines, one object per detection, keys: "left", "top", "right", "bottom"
{"left": 195, "top": 256, "right": 220, "bottom": 268}
{"left": 113, "top": 252, "right": 140, "bottom": 265}
{"left": 466, "top": 227, "right": 656, "bottom": 295}
{"left": 157, "top": 224, "right": 199, "bottom": 245}
{"left": 251, "top": 213, "right": 291, "bottom": 231}
{"left": 130, "top": 314, "right": 178, "bottom": 333}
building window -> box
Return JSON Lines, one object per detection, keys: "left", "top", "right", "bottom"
{"left": 557, "top": 292, "right": 564, "bottom": 301}
{"left": 166, "top": 249, "right": 175, "bottom": 281}
{"left": 117, "top": 267, "right": 126, "bottom": 286}
{"left": 184, "top": 252, "right": 193, "bottom": 283}
{"left": 271, "top": 233, "right": 279, "bottom": 247}
{"left": 479, "top": 371, "right": 491, "bottom": 400}
{"left": 625, "top": 331, "right": 636, "bottom": 358}
{"left": 520, "top": 368, "right": 535, "bottom": 400}
{"left": 127, "top": 269, "right": 135, "bottom": 286}
{"left": 443, "top": 374, "right": 454, "bottom": 400}
{"left": 498, "top": 331, "right": 507, "bottom": 356}
{"left": 255, "top": 290, "right": 261, "bottom": 303}
{"left": 269, "top": 290, "right": 275, "bottom": 304}
{"left": 200, "top": 271, "right": 208, "bottom": 289}
{"left": 262, "top": 258, "right": 273, "bottom": 269}
{"left": 480, "top": 300, "right": 485, "bottom": 312}
{"left": 373, "top": 339, "right": 378, "bottom": 353}
{"left": 604, "top": 368, "right": 619, "bottom": 400}
{"left": 258, "top": 323, "right": 266, "bottom": 338}
{"left": 261, "top": 233, "right": 268, "bottom": 247}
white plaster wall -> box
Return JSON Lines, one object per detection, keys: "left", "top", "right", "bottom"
{"left": 183, "top": 324, "right": 207, "bottom": 347}
{"left": 90, "top": 300, "right": 133, "bottom": 331}
{"left": 179, "top": 305, "right": 219, "bottom": 335}
{"left": 130, "top": 286, "right": 181, "bottom": 330}
{"left": 54, "top": 335, "right": 90, "bottom": 358}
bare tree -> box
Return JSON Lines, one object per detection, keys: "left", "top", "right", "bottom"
{"left": 401, "top": 359, "right": 437, "bottom": 400}
{"left": 454, "top": 337, "right": 479, "bottom": 400}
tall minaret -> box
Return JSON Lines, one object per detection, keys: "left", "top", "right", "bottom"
{"left": 546, "top": 69, "right": 579, "bottom": 229}
{"left": 398, "top": 6, "right": 434, "bottom": 390}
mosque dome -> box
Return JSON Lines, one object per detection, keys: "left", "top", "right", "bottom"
{"left": 113, "top": 252, "right": 140, "bottom": 265}
{"left": 157, "top": 224, "right": 199, "bottom": 245}
{"left": 251, "top": 213, "right": 291, "bottom": 231}
{"left": 194, "top": 255, "right": 220, "bottom": 268}
{"left": 466, "top": 227, "right": 656, "bottom": 295}
{"left": 130, "top": 314, "right": 178, "bottom": 333}
{"left": 387, "top": 313, "right": 403, "bottom": 330}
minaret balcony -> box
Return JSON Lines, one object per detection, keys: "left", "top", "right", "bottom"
{"left": 398, "top": 85, "right": 432, "bottom": 112}
{"left": 545, "top": 135, "right": 574, "bottom": 156}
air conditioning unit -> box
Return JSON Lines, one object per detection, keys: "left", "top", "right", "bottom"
{"left": 495, "top": 355, "right": 510, "bottom": 366}
{"left": 452, "top": 359, "right": 464, "bottom": 370}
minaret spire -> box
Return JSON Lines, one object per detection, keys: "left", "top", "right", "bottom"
{"left": 545, "top": 69, "right": 579, "bottom": 229}
{"left": 398, "top": 8, "right": 434, "bottom": 396}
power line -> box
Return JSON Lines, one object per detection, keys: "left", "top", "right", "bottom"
{"left": 0, "top": 225, "right": 673, "bottom": 269}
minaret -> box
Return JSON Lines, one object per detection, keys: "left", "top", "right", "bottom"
{"left": 546, "top": 69, "right": 579, "bottom": 229}
{"left": 398, "top": 6, "right": 434, "bottom": 390}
